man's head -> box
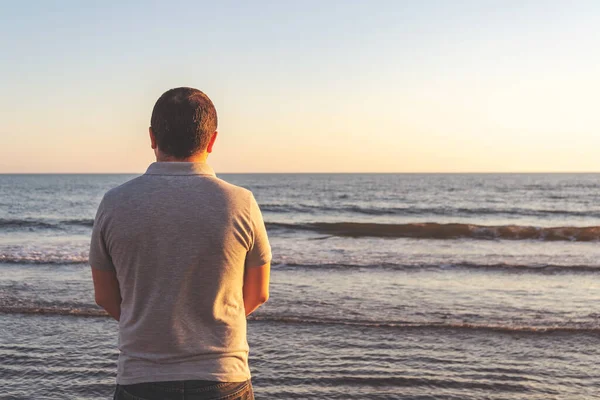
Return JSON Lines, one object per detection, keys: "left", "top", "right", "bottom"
{"left": 150, "top": 87, "right": 218, "bottom": 160}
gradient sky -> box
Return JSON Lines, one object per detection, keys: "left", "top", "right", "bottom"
{"left": 1, "top": 1, "right": 599, "bottom": 173}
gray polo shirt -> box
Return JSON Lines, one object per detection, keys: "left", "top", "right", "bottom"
{"left": 89, "top": 162, "right": 271, "bottom": 385}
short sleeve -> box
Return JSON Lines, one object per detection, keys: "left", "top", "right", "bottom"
{"left": 89, "top": 196, "right": 116, "bottom": 272}
{"left": 245, "top": 193, "right": 272, "bottom": 268}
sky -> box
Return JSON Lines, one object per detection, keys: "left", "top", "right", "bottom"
{"left": 1, "top": 0, "right": 599, "bottom": 173}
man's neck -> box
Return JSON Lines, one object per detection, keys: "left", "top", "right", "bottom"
{"left": 156, "top": 152, "right": 209, "bottom": 163}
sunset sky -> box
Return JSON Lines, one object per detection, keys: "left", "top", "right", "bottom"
{"left": 1, "top": 1, "right": 599, "bottom": 173}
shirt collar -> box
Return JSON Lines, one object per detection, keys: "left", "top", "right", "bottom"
{"left": 144, "top": 162, "right": 216, "bottom": 176}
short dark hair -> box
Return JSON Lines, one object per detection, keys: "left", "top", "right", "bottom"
{"left": 150, "top": 87, "right": 218, "bottom": 158}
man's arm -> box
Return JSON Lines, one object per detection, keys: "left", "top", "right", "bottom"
{"left": 91, "top": 268, "right": 121, "bottom": 321}
{"left": 243, "top": 263, "right": 270, "bottom": 316}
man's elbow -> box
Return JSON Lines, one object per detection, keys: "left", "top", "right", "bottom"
{"left": 95, "top": 294, "right": 107, "bottom": 308}
{"left": 250, "top": 290, "right": 269, "bottom": 306}
{"left": 95, "top": 292, "right": 116, "bottom": 309}
{"left": 258, "top": 292, "right": 269, "bottom": 304}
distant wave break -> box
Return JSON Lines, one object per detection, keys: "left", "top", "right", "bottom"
{"left": 3, "top": 217, "right": 600, "bottom": 242}
{"left": 0, "top": 218, "right": 94, "bottom": 229}
{"left": 0, "top": 255, "right": 88, "bottom": 265}
{"left": 267, "top": 222, "right": 600, "bottom": 241}
{"left": 1, "top": 305, "right": 597, "bottom": 334}
{"left": 274, "top": 261, "right": 600, "bottom": 274}
{"left": 1, "top": 256, "right": 598, "bottom": 274}
{"left": 261, "top": 203, "right": 600, "bottom": 218}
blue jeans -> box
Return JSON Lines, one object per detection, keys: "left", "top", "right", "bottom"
{"left": 114, "top": 380, "right": 254, "bottom": 400}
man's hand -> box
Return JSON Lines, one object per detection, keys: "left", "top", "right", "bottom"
{"left": 91, "top": 268, "right": 122, "bottom": 321}
{"left": 243, "top": 263, "right": 270, "bottom": 316}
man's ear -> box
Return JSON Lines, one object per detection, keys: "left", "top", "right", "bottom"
{"left": 207, "top": 131, "right": 218, "bottom": 153}
{"left": 149, "top": 127, "right": 157, "bottom": 149}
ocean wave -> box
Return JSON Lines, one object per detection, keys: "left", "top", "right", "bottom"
{"left": 0, "top": 306, "right": 105, "bottom": 317}
{"left": 1, "top": 306, "right": 597, "bottom": 334}
{"left": 267, "top": 222, "right": 600, "bottom": 241}
{"left": 274, "top": 261, "right": 600, "bottom": 274}
{"left": 258, "top": 376, "right": 526, "bottom": 391}
{"left": 2, "top": 255, "right": 595, "bottom": 273}
{"left": 248, "top": 316, "right": 600, "bottom": 334}
{"left": 0, "top": 218, "right": 94, "bottom": 230}
{"left": 61, "top": 219, "right": 94, "bottom": 227}
{"left": 0, "top": 219, "right": 56, "bottom": 229}
{"left": 260, "top": 204, "right": 600, "bottom": 218}
{"left": 0, "top": 255, "right": 88, "bottom": 265}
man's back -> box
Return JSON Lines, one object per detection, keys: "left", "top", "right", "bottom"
{"left": 90, "top": 162, "right": 271, "bottom": 385}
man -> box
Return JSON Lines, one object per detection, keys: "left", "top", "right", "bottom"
{"left": 89, "top": 87, "right": 271, "bottom": 400}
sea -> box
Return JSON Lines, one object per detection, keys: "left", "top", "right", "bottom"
{"left": 1, "top": 173, "right": 600, "bottom": 399}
